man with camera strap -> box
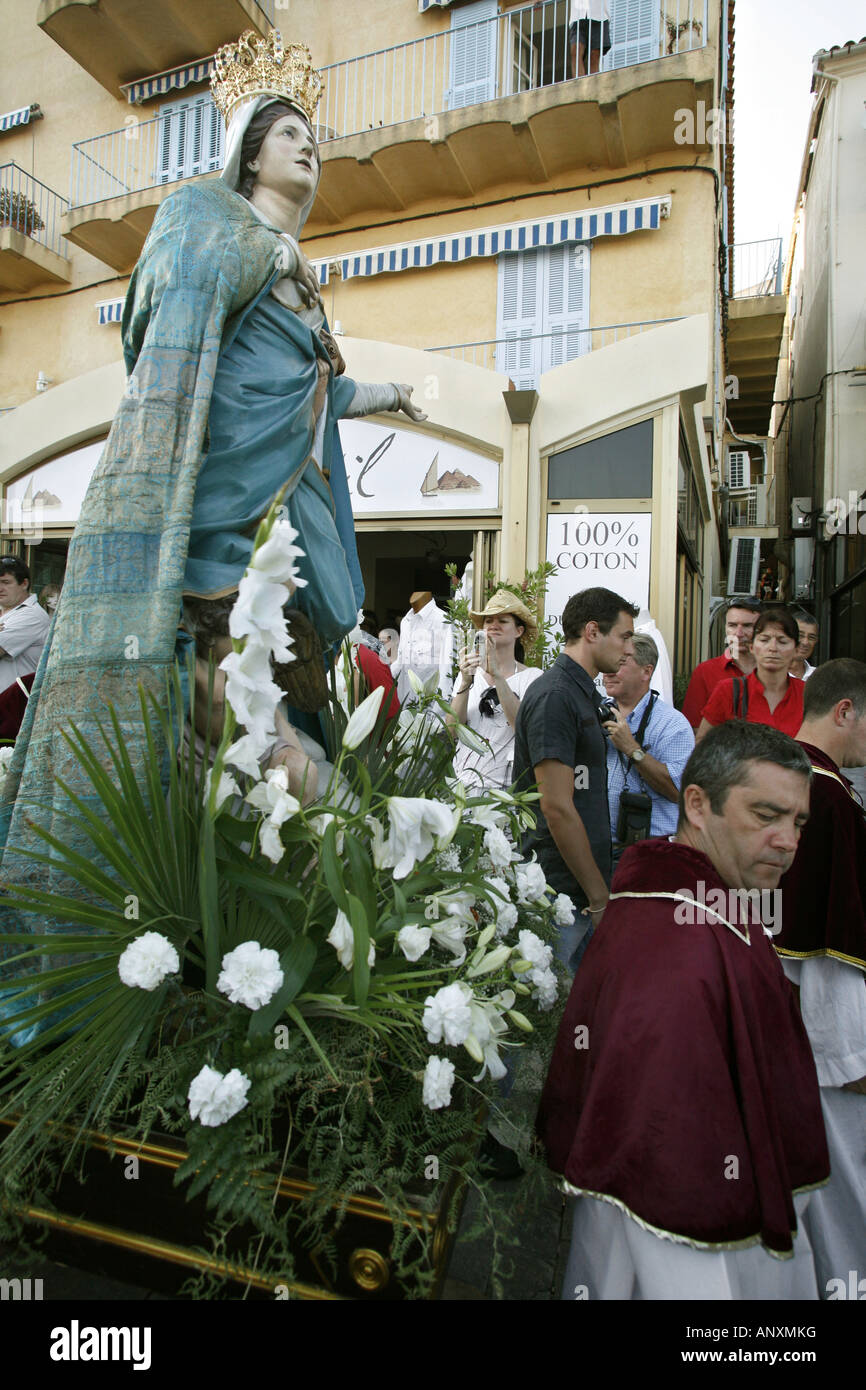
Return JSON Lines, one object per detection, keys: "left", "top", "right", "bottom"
{"left": 602, "top": 633, "right": 694, "bottom": 868}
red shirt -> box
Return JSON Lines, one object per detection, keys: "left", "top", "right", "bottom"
{"left": 701, "top": 669, "right": 805, "bottom": 738}
{"left": 681, "top": 654, "right": 746, "bottom": 729}
{"left": 357, "top": 642, "right": 400, "bottom": 721}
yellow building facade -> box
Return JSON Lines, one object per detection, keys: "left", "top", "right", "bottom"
{"left": 0, "top": 0, "right": 736, "bottom": 677}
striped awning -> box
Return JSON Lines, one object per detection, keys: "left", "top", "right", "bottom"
{"left": 0, "top": 104, "right": 42, "bottom": 133}
{"left": 310, "top": 196, "right": 671, "bottom": 285}
{"left": 122, "top": 59, "right": 215, "bottom": 105}
{"left": 96, "top": 298, "right": 124, "bottom": 325}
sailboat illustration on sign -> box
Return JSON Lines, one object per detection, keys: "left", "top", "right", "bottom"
{"left": 420, "top": 451, "right": 481, "bottom": 498}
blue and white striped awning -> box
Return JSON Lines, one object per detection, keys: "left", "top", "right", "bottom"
{"left": 0, "top": 104, "right": 42, "bottom": 133}
{"left": 96, "top": 298, "right": 124, "bottom": 325}
{"left": 310, "top": 196, "right": 671, "bottom": 285}
{"left": 122, "top": 59, "right": 215, "bottom": 105}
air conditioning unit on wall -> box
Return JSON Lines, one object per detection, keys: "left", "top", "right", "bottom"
{"left": 727, "top": 449, "right": 750, "bottom": 489}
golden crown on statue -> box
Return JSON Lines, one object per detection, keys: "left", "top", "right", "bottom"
{"left": 210, "top": 30, "right": 323, "bottom": 126}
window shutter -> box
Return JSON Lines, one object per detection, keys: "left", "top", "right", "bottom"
{"left": 542, "top": 243, "right": 590, "bottom": 373}
{"left": 727, "top": 537, "right": 759, "bottom": 597}
{"left": 158, "top": 93, "right": 222, "bottom": 183}
{"left": 495, "top": 249, "right": 543, "bottom": 389}
{"left": 448, "top": 0, "right": 499, "bottom": 110}
{"left": 604, "top": 0, "right": 660, "bottom": 70}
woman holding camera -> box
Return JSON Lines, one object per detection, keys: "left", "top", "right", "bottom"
{"left": 448, "top": 590, "right": 542, "bottom": 792}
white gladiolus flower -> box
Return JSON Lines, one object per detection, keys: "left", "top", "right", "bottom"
{"left": 397, "top": 924, "right": 432, "bottom": 962}
{"left": 327, "top": 908, "right": 375, "bottom": 971}
{"left": 423, "top": 982, "right": 473, "bottom": 1046}
{"left": 552, "top": 892, "right": 575, "bottom": 926}
{"left": 342, "top": 685, "right": 385, "bottom": 750}
{"left": 118, "top": 932, "right": 180, "bottom": 991}
{"left": 531, "top": 968, "right": 558, "bottom": 1011}
{"left": 204, "top": 767, "right": 241, "bottom": 811}
{"left": 223, "top": 733, "right": 266, "bottom": 779}
{"left": 248, "top": 519, "right": 307, "bottom": 586}
{"left": 422, "top": 1055, "right": 455, "bottom": 1110}
{"left": 259, "top": 821, "right": 285, "bottom": 865}
{"left": 246, "top": 765, "right": 301, "bottom": 827}
{"left": 483, "top": 827, "right": 513, "bottom": 870}
{"left": 382, "top": 797, "right": 461, "bottom": 879}
{"left": 229, "top": 567, "right": 293, "bottom": 661}
{"left": 517, "top": 930, "right": 553, "bottom": 972}
{"left": 217, "top": 940, "right": 284, "bottom": 1011}
{"left": 188, "top": 1064, "right": 251, "bottom": 1128}
{"left": 220, "top": 641, "right": 282, "bottom": 743}
{"left": 514, "top": 860, "right": 548, "bottom": 904}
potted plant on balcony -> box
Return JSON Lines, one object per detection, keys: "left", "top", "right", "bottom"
{"left": 665, "top": 15, "right": 703, "bottom": 55}
{"left": 0, "top": 188, "right": 44, "bottom": 237}
{"left": 0, "top": 504, "right": 565, "bottom": 1300}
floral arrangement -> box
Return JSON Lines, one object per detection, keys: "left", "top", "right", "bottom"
{"left": 0, "top": 188, "right": 45, "bottom": 235}
{"left": 0, "top": 503, "right": 569, "bottom": 1297}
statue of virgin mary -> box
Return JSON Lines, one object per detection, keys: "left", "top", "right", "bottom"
{"left": 0, "top": 33, "right": 423, "bottom": 958}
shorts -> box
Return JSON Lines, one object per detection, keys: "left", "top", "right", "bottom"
{"left": 569, "top": 19, "right": 612, "bottom": 56}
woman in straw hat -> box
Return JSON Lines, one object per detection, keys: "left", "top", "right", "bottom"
{"left": 449, "top": 589, "right": 543, "bottom": 791}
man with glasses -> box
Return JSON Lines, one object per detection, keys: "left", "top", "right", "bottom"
{"left": 681, "top": 597, "right": 761, "bottom": 729}
{"left": 0, "top": 556, "right": 50, "bottom": 697}
{"left": 601, "top": 634, "right": 694, "bottom": 870}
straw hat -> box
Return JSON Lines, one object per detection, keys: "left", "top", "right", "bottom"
{"left": 470, "top": 588, "right": 538, "bottom": 645}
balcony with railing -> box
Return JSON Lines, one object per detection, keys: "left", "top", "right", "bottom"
{"left": 426, "top": 318, "right": 680, "bottom": 386}
{"left": 0, "top": 162, "right": 71, "bottom": 291}
{"left": 38, "top": 0, "right": 275, "bottom": 96}
{"left": 62, "top": 0, "right": 715, "bottom": 268}
{"left": 727, "top": 482, "right": 775, "bottom": 530}
{"left": 724, "top": 237, "right": 786, "bottom": 438}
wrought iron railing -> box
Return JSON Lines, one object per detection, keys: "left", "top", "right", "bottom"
{"left": 426, "top": 318, "right": 681, "bottom": 385}
{"left": 70, "top": 0, "right": 708, "bottom": 208}
{"left": 0, "top": 162, "right": 69, "bottom": 258}
{"left": 727, "top": 239, "right": 784, "bottom": 299}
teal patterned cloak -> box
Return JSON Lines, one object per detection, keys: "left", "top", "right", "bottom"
{"left": 0, "top": 178, "right": 360, "bottom": 981}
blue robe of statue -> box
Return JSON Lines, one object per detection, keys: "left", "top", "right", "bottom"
{"left": 0, "top": 178, "right": 363, "bottom": 977}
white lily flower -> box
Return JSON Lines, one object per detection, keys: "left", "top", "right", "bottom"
{"left": 259, "top": 821, "right": 285, "bottom": 865}
{"left": 310, "top": 812, "right": 345, "bottom": 854}
{"left": 397, "top": 924, "right": 432, "bottom": 962}
{"left": 327, "top": 908, "right": 375, "bottom": 971}
{"left": 455, "top": 724, "right": 489, "bottom": 755}
{"left": 466, "top": 944, "right": 512, "bottom": 978}
{"left": 383, "top": 796, "right": 461, "bottom": 879}
{"left": 365, "top": 814, "right": 389, "bottom": 870}
{"left": 342, "top": 685, "right": 385, "bottom": 750}
{"left": 468, "top": 803, "right": 509, "bottom": 831}
{"left": 246, "top": 765, "right": 301, "bottom": 827}
{"left": 407, "top": 668, "right": 425, "bottom": 696}
{"left": 429, "top": 917, "right": 468, "bottom": 964}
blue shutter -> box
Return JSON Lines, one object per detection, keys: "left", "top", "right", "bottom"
{"left": 604, "top": 0, "right": 660, "bottom": 70}
{"left": 542, "top": 243, "right": 591, "bottom": 373}
{"left": 495, "top": 249, "right": 543, "bottom": 389}
{"left": 448, "top": 0, "right": 499, "bottom": 110}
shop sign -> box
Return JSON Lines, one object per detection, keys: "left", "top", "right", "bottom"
{"left": 339, "top": 420, "right": 499, "bottom": 516}
{"left": 545, "top": 512, "right": 651, "bottom": 629}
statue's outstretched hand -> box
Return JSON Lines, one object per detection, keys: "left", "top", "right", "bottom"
{"left": 394, "top": 384, "right": 428, "bottom": 422}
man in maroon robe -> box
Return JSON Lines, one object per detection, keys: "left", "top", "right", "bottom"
{"left": 537, "top": 721, "right": 829, "bottom": 1299}
{"left": 776, "top": 658, "right": 866, "bottom": 1297}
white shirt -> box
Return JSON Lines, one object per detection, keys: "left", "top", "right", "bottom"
{"left": 390, "top": 600, "right": 453, "bottom": 704}
{"left": 789, "top": 661, "right": 815, "bottom": 680}
{"left": 570, "top": 1, "right": 610, "bottom": 23}
{"left": 0, "top": 594, "right": 50, "bottom": 694}
{"left": 454, "top": 665, "right": 542, "bottom": 791}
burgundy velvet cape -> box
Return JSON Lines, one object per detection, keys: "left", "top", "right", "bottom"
{"left": 536, "top": 837, "right": 829, "bottom": 1256}
{"left": 777, "top": 742, "right": 866, "bottom": 974}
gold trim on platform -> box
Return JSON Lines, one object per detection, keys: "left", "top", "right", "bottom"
{"left": 19, "top": 1204, "right": 342, "bottom": 1301}
{"left": 348, "top": 1248, "right": 390, "bottom": 1292}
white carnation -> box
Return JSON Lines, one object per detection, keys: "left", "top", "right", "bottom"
{"left": 530, "top": 968, "right": 558, "bottom": 1011}
{"left": 187, "top": 1064, "right": 251, "bottom": 1127}
{"left": 422, "top": 1055, "right": 456, "bottom": 1110}
{"left": 494, "top": 900, "right": 519, "bottom": 939}
{"left": 517, "top": 929, "right": 553, "bottom": 972}
{"left": 397, "top": 924, "right": 432, "bottom": 962}
{"left": 552, "top": 892, "right": 575, "bottom": 926}
{"left": 515, "top": 860, "right": 548, "bottom": 904}
{"left": 216, "top": 940, "right": 284, "bottom": 1011}
{"left": 483, "top": 826, "right": 513, "bottom": 870}
{"left": 118, "top": 932, "right": 180, "bottom": 991}
{"left": 423, "top": 982, "right": 473, "bottom": 1046}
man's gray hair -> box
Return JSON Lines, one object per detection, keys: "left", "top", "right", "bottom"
{"left": 631, "top": 633, "right": 658, "bottom": 672}
{"left": 677, "top": 721, "right": 811, "bottom": 826}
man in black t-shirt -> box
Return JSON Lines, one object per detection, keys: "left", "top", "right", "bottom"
{"left": 513, "top": 587, "right": 638, "bottom": 969}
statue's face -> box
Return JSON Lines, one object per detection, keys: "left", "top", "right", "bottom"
{"left": 249, "top": 111, "right": 320, "bottom": 209}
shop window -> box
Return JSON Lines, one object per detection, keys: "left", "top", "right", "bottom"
{"left": 548, "top": 419, "right": 652, "bottom": 499}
